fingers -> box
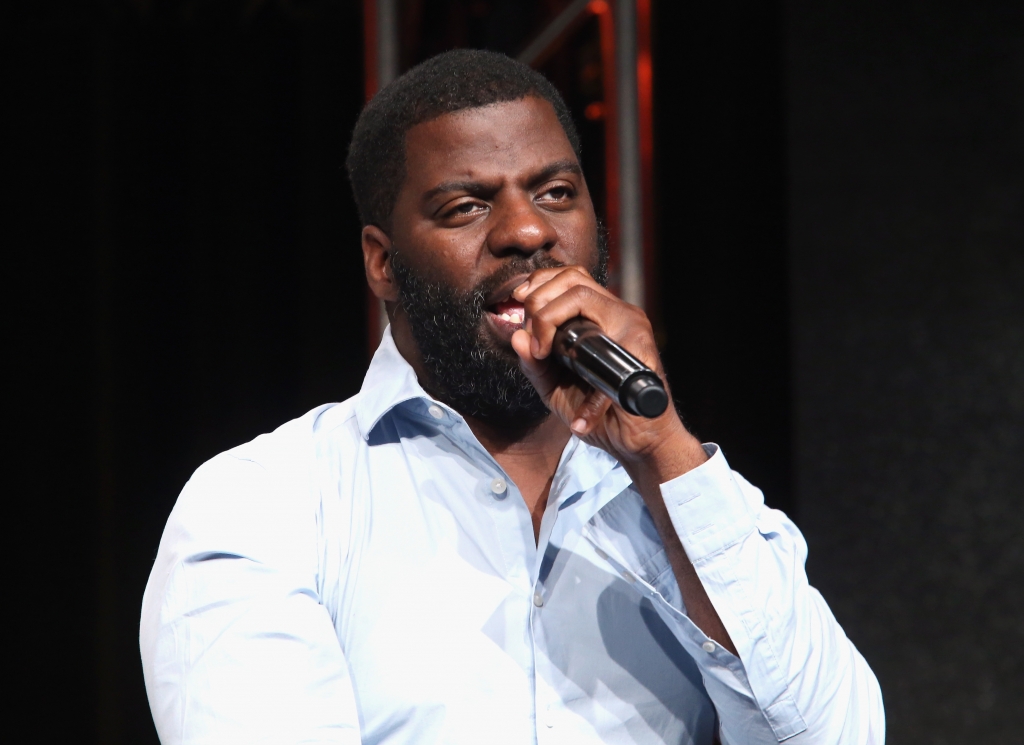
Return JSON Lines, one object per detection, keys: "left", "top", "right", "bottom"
{"left": 512, "top": 267, "right": 625, "bottom": 356}
{"left": 515, "top": 325, "right": 614, "bottom": 435}
{"left": 528, "top": 285, "right": 627, "bottom": 359}
{"left": 512, "top": 265, "right": 615, "bottom": 306}
{"left": 569, "top": 389, "right": 613, "bottom": 436}
{"left": 512, "top": 263, "right": 667, "bottom": 443}
{"left": 512, "top": 268, "right": 616, "bottom": 337}
{"left": 510, "top": 328, "right": 559, "bottom": 402}
{"left": 515, "top": 268, "right": 658, "bottom": 370}
{"left": 511, "top": 328, "right": 543, "bottom": 379}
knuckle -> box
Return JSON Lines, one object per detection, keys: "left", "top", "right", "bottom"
{"left": 569, "top": 284, "right": 594, "bottom": 301}
{"left": 531, "top": 304, "right": 556, "bottom": 326}
{"left": 532, "top": 309, "right": 557, "bottom": 329}
{"left": 625, "top": 326, "right": 648, "bottom": 347}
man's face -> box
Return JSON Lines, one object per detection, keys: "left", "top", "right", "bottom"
{"left": 386, "top": 96, "right": 604, "bottom": 425}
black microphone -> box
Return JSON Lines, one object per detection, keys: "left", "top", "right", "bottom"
{"left": 552, "top": 318, "right": 668, "bottom": 419}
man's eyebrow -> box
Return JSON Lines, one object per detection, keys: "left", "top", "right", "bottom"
{"left": 529, "top": 159, "right": 583, "bottom": 185}
{"left": 423, "top": 180, "right": 493, "bottom": 202}
{"left": 422, "top": 159, "right": 583, "bottom": 202}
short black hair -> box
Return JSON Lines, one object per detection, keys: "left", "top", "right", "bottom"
{"left": 346, "top": 49, "right": 581, "bottom": 230}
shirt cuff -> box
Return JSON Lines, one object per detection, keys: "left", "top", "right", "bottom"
{"left": 659, "top": 443, "right": 758, "bottom": 563}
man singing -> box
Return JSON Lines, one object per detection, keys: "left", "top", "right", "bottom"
{"left": 141, "top": 49, "right": 884, "bottom": 744}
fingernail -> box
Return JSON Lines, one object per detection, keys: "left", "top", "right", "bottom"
{"left": 571, "top": 418, "right": 587, "bottom": 434}
{"left": 525, "top": 317, "right": 532, "bottom": 334}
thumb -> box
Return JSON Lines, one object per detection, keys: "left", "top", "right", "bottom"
{"left": 569, "top": 388, "right": 613, "bottom": 437}
{"left": 511, "top": 328, "right": 557, "bottom": 400}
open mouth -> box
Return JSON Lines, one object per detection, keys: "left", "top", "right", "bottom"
{"left": 483, "top": 275, "right": 530, "bottom": 332}
{"left": 486, "top": 297, "right": 527, "bottom": 329}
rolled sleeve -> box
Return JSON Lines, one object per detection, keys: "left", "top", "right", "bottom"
{"left": 586, "top": 445, "right": 884, "bottom": 744}
{"left": 660, "top": 444, "right": 759, "bottom": 562}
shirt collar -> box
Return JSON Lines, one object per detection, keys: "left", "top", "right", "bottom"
{"left": 354, "top": 325, "right": 437, "bottom": 439}
{"left": 558, "top": 441, "right": 625, "bottom": 503}
{"left": 354, "top": 326, "right": 628, "bottom": 499}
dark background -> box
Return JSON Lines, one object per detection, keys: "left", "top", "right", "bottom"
{"left": 11, "top": 0, "right": 1022, "bottom": 742}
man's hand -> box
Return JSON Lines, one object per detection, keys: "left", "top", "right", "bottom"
{"left": 510, "top": 266, "right": 707, "bottom": 485}
{"left": 512, "top": 266, "right": 737, "bottom": 654}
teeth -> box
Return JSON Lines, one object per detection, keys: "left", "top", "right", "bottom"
{"left": 509, "top": 313, "right": 521, "bottom": 324}
{"left": 500, "top": 313, "right": 511, "bottom": 321}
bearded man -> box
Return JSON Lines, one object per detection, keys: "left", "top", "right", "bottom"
{"left": 141, "top": 50, "right": 883, "bottom": 744}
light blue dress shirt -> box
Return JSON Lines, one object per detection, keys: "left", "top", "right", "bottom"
{"left": 141, "top": 328, "right": 884, "bottom": 744}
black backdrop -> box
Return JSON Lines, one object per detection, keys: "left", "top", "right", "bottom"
{"left": 788, "top": 1, "right": 1024, "bottom": 740}
{"left": 11, "top": 1, "right": 1022, "bottom": 742}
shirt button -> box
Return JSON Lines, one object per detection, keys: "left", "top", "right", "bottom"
{"left": 427, "top": 405, "right": 444, "bottom": 420}
{"left": 490, "top": 477, "right": 507, "bottom": 498}
{"left": 533, "top": 592, "right": 544, "bottom": 607}
{"left": 702, "top": 641, "right": 716, "bottom": 653}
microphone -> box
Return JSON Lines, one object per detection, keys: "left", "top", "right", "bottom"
{"left": 552, "top": 318, "right": 668, "bottom": 419}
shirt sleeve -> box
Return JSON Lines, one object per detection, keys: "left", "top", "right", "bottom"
{"left": 140, "top": 451, "right": 362, "bottom": 745}
{"left": 589, "top": 445, "right": 884, "bottom": 745}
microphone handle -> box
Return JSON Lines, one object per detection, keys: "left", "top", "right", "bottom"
{"left": 552, "top": 318, "right": 668, "bottom": 419}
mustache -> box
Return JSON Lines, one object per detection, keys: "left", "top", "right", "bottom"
{"left": 466, "top": 254, "right": 568, "bottom": 312}
{"left": 391, "top": 221, "right": 608, "bottom": 320}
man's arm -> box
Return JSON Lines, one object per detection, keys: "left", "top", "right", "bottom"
{"left": 624, "top": 434, "right": 738, "bottom": 653}
{"left": 512, "top": 266, "right": 885, "bottom": 743}
{"left": 141, "top": 443, "right": 362, "bottom": 744}
{"left": 510, "top": 266, "right": 742, "bottom": 648}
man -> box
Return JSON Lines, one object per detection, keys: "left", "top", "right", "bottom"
{"left": 141, "top": 50, "right": 883, "bottom": 744}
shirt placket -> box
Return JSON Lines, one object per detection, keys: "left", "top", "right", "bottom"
{"left": 484, "top": 473, "right": 543, "bottom": 739}
{"left": 528, "top": 452, "right": 582, "bottom": 741}
{"left": 444, "top": 417, "right": 544, "bottom": 739}
{"left": 443, "top": 419, "right": 599, "bottom": 742}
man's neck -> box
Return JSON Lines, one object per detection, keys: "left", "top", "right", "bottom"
{"left": 391, "top": 317, "right": 570, "bottom": 540}
{"left": 464, "top": 411, "right": 572, "bottom": 463}
{"left": 465, "top": 413, "right": 572, "bottom": 543}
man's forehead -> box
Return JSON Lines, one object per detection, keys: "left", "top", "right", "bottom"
{"left": 402, "top": 97, "right": 577, "bottom": 183}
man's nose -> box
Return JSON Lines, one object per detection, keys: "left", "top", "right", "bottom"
{"left": 486, "top": 196, "right": 558, "bottom": 258}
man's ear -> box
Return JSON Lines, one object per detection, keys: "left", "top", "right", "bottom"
{"left": 362, "top": 224, "right": 399, "bottom": 303}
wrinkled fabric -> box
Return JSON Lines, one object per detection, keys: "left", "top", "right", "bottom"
{"left": 141, "top": 327, "right": 883, "bottom": 745}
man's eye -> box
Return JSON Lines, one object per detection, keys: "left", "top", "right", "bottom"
{"left": 540, "top": 185, "right": 573, "bottom": 202}
{"left": 445, "top": 202, "right": 484, "bottom": 218}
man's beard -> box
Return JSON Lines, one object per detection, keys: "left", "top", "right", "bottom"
{"left": 391, "top": 231, "right": 609, "bottom": 430}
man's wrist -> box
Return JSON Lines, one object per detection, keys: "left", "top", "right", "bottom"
{"left": 620, "top": 421, "right": 708, "bottom": 491}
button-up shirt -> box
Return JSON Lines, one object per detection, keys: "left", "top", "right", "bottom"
{"left": 141, "top": 328, "right": 883, "bottom": 744}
